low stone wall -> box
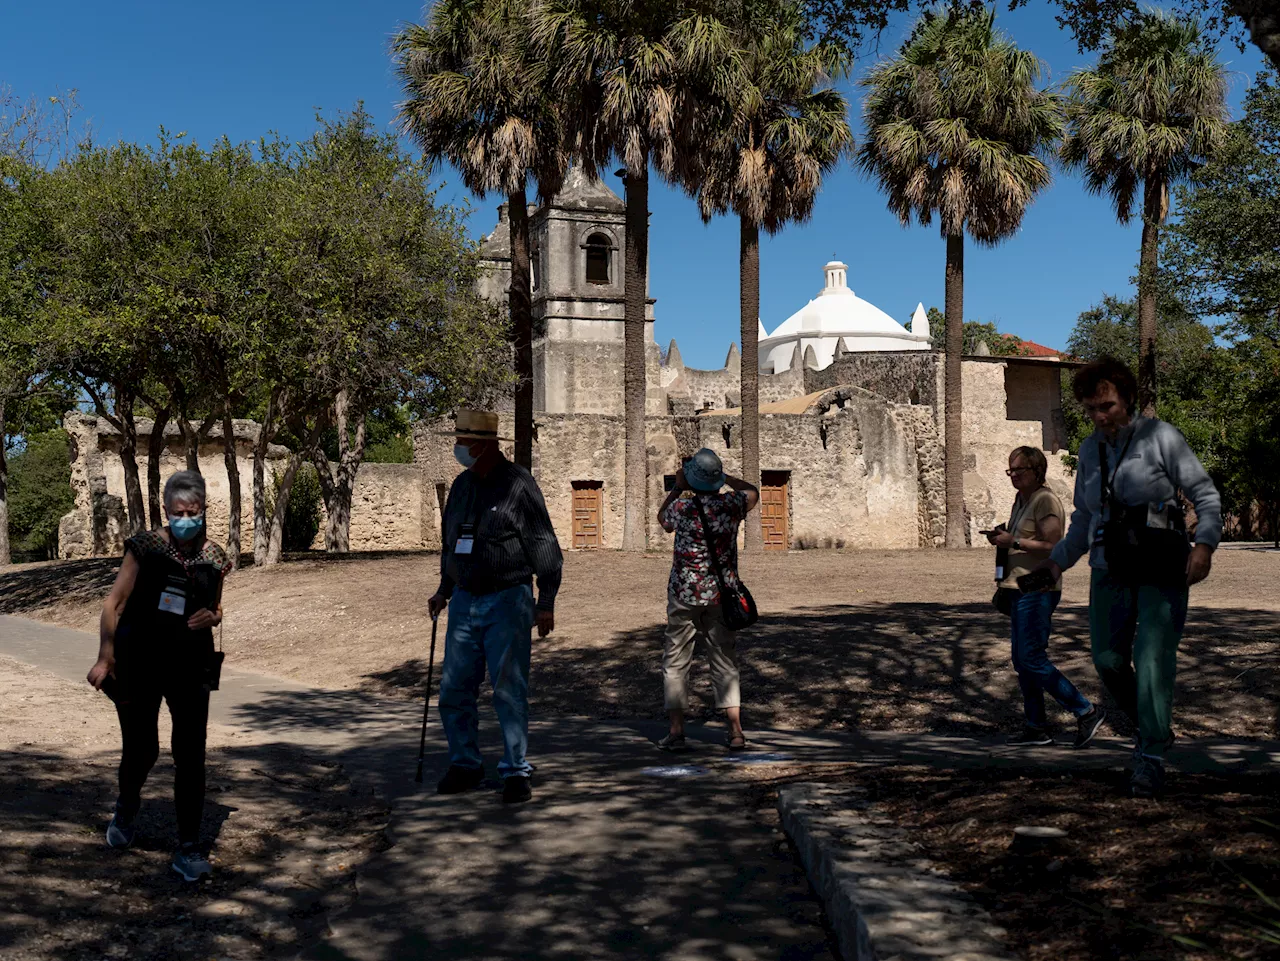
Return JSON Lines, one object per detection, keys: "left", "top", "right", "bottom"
{"left": 59, "top": 413, "right": 428, "bottom": 559}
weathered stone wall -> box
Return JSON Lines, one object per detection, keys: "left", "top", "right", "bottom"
{"left": 807, "top": 351, "right": 944, "bottom": 421}
{"left": 894, "top": 405, "right": 946, "bottom": 548}
{"left": 62, "top": 414, "right": 428, "bottom": 559}
{"left": 534, "top": 334, "right": 666, "bottom": 416}
{"left": 1004, "top": 362, "right": 1068, "bottom": 453}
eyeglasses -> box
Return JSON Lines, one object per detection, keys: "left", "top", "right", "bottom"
{"left": 1005, "top": 467, "right": 1034, "bottom": 476}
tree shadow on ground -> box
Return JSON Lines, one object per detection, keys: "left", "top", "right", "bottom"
{"left": 364, "top": 602, "right": 1280, "bottom": 742}
{"left": 0, "top": 741, "right": 389, "bottom": 961}
{"left": 0, "top": 559, "right": 121, "bottom": 615}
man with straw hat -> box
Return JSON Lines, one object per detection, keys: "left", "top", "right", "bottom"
{"left": 427, "top": 410, "right": 563, "bottom": 804}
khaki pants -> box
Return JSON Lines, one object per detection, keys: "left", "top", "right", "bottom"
{"left": 662, "top": 595, "right": 741, "bottom": 711}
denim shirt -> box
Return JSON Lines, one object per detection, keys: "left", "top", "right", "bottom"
{"left": 1049, "top": 416, "right": 1222, "bottom": 572}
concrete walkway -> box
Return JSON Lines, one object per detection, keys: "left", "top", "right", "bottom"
{"left": 3, "top": 614, "right": 1278, "bottom": 960}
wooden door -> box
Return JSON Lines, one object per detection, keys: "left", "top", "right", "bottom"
{"left": 759, "top": 471, "right": 790, "bottom": 551}
{"left": 571, "top": 482, "right": 603, "bottom": 549}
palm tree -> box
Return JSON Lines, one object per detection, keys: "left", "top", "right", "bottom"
{"left": 858, "top": 8, "right": 1062, "bottom": 548}
{"left": 688, "top": 1, "right": 852, "bottom": 552}
{"left": 535, "top": 0, "right": 732, "bottom": 550}
{"left": 395, "top": 0, "right": 567, "bottom": 469}
{"left": 1061, "top": 11, "right": 1226, "bottom": 416}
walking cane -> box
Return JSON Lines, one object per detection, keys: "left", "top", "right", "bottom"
{"left": 414, "top": 614, "right": 440, "bottom": 784}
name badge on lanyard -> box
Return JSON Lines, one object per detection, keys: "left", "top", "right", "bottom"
{"left": 158, "top": 584, "right": 187, "bottom": 615}
{"left": 455, "top": 522, "right": 476, "bottom": 556}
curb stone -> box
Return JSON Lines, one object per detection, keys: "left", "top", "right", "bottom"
{"left": 779, "top": 783, "right": 1015, "bottom": 961}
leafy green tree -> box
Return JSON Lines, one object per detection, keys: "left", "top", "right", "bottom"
{"left": 536, "top": 0, "right": 732, "bottom": 549}
{"left": 1163, "top": 69, "right": 1280, "bottom": 342}
{"left": 688, "top": 0, "right": 852, "bottom": 553}
{"left": 395, "top": 0, "right": 566, "bottom": 471}
{"left": 925, "top": 309, "right": 1026, "bottom": 356}
{"left": 6, "top": 430, "right": 74, "bottom": 560}
{"left": 1061, "top": 11, "right": 1227, "bottom": 416}
{"left": 859, "top": 7, "right": 1062, "bottom": 547}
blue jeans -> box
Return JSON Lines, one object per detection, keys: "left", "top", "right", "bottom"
{"left": 438, "top": 584, "right": 535, "bottom": 778}
{"left": 1010, "top": 590, "right": 1092, "bottom": 730}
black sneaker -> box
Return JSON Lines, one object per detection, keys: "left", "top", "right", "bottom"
{"left": 105, "top": 807, "right": 136, "bottom": 849}
{"left": 1130, "top": 754, "right": 1165, "bottom": 798}
{"left": 1073, "top": 707, "right": 1105, "bottom": 749}
{"left": 502, "top": 775, "right": 532, "bottom": 804}
{"left": 436, "top": 765, "right": 484, "bottom": 795}
{"left": 1007, "top": 727, "right": 1054, "bottom": 746}
{"left": 171, "top": 843, "right": 212, "bottom": 882}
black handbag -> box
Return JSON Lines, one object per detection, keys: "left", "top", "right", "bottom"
{"left": 693, "top": 495, "right": 759, "bottom": 631}
{"left": 1099, "top": 441, "right": 1190, "bottom": 588}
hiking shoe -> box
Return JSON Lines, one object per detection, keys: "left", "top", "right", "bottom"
{"left": 657, "top": 733, "right": 689, "bottom": 752}
{"left": 1073, "top": 707, "right": 1105, "bottom": 749}
{"left": 1130, "top": 754, "right": 1165, "bottom": 799}
{"left": 1007, "top": 727, "right": 1053, "bottom": 747}
{"left": 171, "top": 843, "right": 212, "bottom": 882}
{"left": 436, "top": 765, "right": 485, "bottom": 795}
{"left": 105, "top": 810, "right": 136, "bottom": 850}
{"left": 502, "top": 775, "right": 533, "bottom": 805}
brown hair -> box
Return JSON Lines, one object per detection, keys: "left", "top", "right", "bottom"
{"left": 1010, "top": 446, "right": 1048, "bottom": 484}
{"left": 1072, "top": 357, "right": 1138, "bottom": 414}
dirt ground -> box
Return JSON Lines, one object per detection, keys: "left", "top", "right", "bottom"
{"left": 0, "top": 655, "right": 390, "bottom": 960}
{"left": 865, "top": 766, "right": 1280, "bottom": 960}
{"left": 4, "top": 546, "right": 1277, "bottom": 743}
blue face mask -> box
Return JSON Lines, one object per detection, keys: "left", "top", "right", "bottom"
{"left": 454, "top": 444, "right": 478, "bottom": 468}
{"left": 170, "top": 514, "right": 205, "bottom": 542}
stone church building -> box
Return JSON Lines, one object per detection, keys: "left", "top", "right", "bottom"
{"left": 58, "top": 169, "right": 1073, "bottom": 559}
{"left": 415, "top": 169, "right": 1075, "bottom": 552}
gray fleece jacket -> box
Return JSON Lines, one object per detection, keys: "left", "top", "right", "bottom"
{"left": 1050, "top": 416, "right": 1222, "bottom": 572}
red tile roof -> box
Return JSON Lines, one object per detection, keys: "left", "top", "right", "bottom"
{"left": 1000, "top": 335, "right": 1064, "bottom": 358}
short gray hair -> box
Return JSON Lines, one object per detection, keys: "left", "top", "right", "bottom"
{"left": 164, "top": 470, "right": 206, "bottom": 511}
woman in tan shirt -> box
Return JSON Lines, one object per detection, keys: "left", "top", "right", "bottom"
{"left": 987, "top": 447, "right": 1103, "bottom": 748}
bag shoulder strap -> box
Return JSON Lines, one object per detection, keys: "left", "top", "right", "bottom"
{"left": 692, "top": 495, "right": 732, "bottom": 598}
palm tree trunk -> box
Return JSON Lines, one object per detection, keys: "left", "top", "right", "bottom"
{"left": 944, "top": 232, "right": 967, "bottom": 549}
{"left": 622, "top": 159, "right": 650, "bottom": 552}
{"left": 509, "top": 186, "right": 534, "bottom": 470}
{"left": 1137, "top": 177, "right": 1162, "bottom": 417}
{"left": 739, "top": 215, "right": 762, "bottom": 553}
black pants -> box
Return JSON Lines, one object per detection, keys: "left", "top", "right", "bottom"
{"left": 114, "top": 679, "right": 209, "bottom": 844}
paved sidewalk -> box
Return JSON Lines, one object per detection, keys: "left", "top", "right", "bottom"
{"left": 4, "top": 613, "right": 1278, "bottom": 960}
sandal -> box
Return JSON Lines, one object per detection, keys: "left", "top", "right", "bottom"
{"left": 727, "top": 733, "right": 748, "bottom": 751}
{"left": 657, "top": 733, "right": 689, "bottom": 752}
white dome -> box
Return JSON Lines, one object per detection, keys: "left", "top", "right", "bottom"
{"left": 760, "top": 261, "right": 930, "bottom": 372}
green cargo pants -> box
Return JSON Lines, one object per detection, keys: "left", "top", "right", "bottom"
{"left": 1088, "top": 568, "right": 1189, "bottom": 758}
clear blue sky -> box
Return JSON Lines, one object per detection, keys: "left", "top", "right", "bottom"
{"left": 3, "top": 2, "right": 1265, "bottom": 369}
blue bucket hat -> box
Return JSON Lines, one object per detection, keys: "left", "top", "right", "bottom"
{"left": 684, "top": 448, "right": 726, "bottom": 493}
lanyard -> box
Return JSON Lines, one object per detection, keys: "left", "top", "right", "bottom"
{"left": 1099, "top": 429, "right": 1135, "bottom": 515}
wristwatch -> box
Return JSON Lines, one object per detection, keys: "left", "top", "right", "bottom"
{"left": 1013, "top": 537, "right": 1022, "bottom": 550}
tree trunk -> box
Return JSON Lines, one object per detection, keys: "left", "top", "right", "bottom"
{"left": 264, "top": 414, "right": 328, "bottom": 566}
{"left": 0, "top": 398, "right": 9, "bottom": 566}
{"left": 312, "top": 390, "right": 367, "bottom": 554}
{"left": 116, "top": 393, "right": 146, "bottom": 536}
{"left": 146, "top": 407, "right": 171, "bottom": 529}
{"left": 177, "top": 414, "right": 216, "bottom": 474}
{"left": 1231, "top": 1, "right": 1280, "bottom": 70}
{"left": 944, "top": 233, "right": 967, "bottom": 549}
{"left": 621, "top": 159, "right": 650, "bottom": 552}
{"left": 739, "top": 215, "right": 762, "bottom": 553}
{"left": 252, "top": 390, "right": 280, "bottom": 566}
{"left": 1137, "top": 178, "right": 1162, "bottom": 418}
{"left": 222, "top": 399, "right": 242, "bottom": 570}
{"left": 509, "top": 186, "right": 535, "bottom": 471}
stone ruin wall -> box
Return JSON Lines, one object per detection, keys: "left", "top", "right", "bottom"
{"left": 59, "top": 413, "right": 429, "bottom": 560}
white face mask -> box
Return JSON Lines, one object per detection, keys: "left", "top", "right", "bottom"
{"left": 454, "top": 444, "right": 479, "bottom": 468}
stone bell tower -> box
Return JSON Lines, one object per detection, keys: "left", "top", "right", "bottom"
{"left": 477, "top": 167, "right": 659, "bottom": 417}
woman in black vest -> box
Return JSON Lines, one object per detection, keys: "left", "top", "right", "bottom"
{"left": 87, "top": 470, "right": 232, "bottom": 881}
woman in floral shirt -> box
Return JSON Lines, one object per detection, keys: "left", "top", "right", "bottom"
{"left": 656, "top": 448, "right": 759, "bottom": 751}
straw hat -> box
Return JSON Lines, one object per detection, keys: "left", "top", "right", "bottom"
{"left": 436, "top": 409, "right": 513, "bottom": 442}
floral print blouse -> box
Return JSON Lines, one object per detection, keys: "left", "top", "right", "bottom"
{"left": 661, "top": 491, "right": 750, "bottom": 606}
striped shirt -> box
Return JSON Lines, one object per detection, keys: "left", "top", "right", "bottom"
{"left": 437, "top": 456, "right": 564, "bottom": 612}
